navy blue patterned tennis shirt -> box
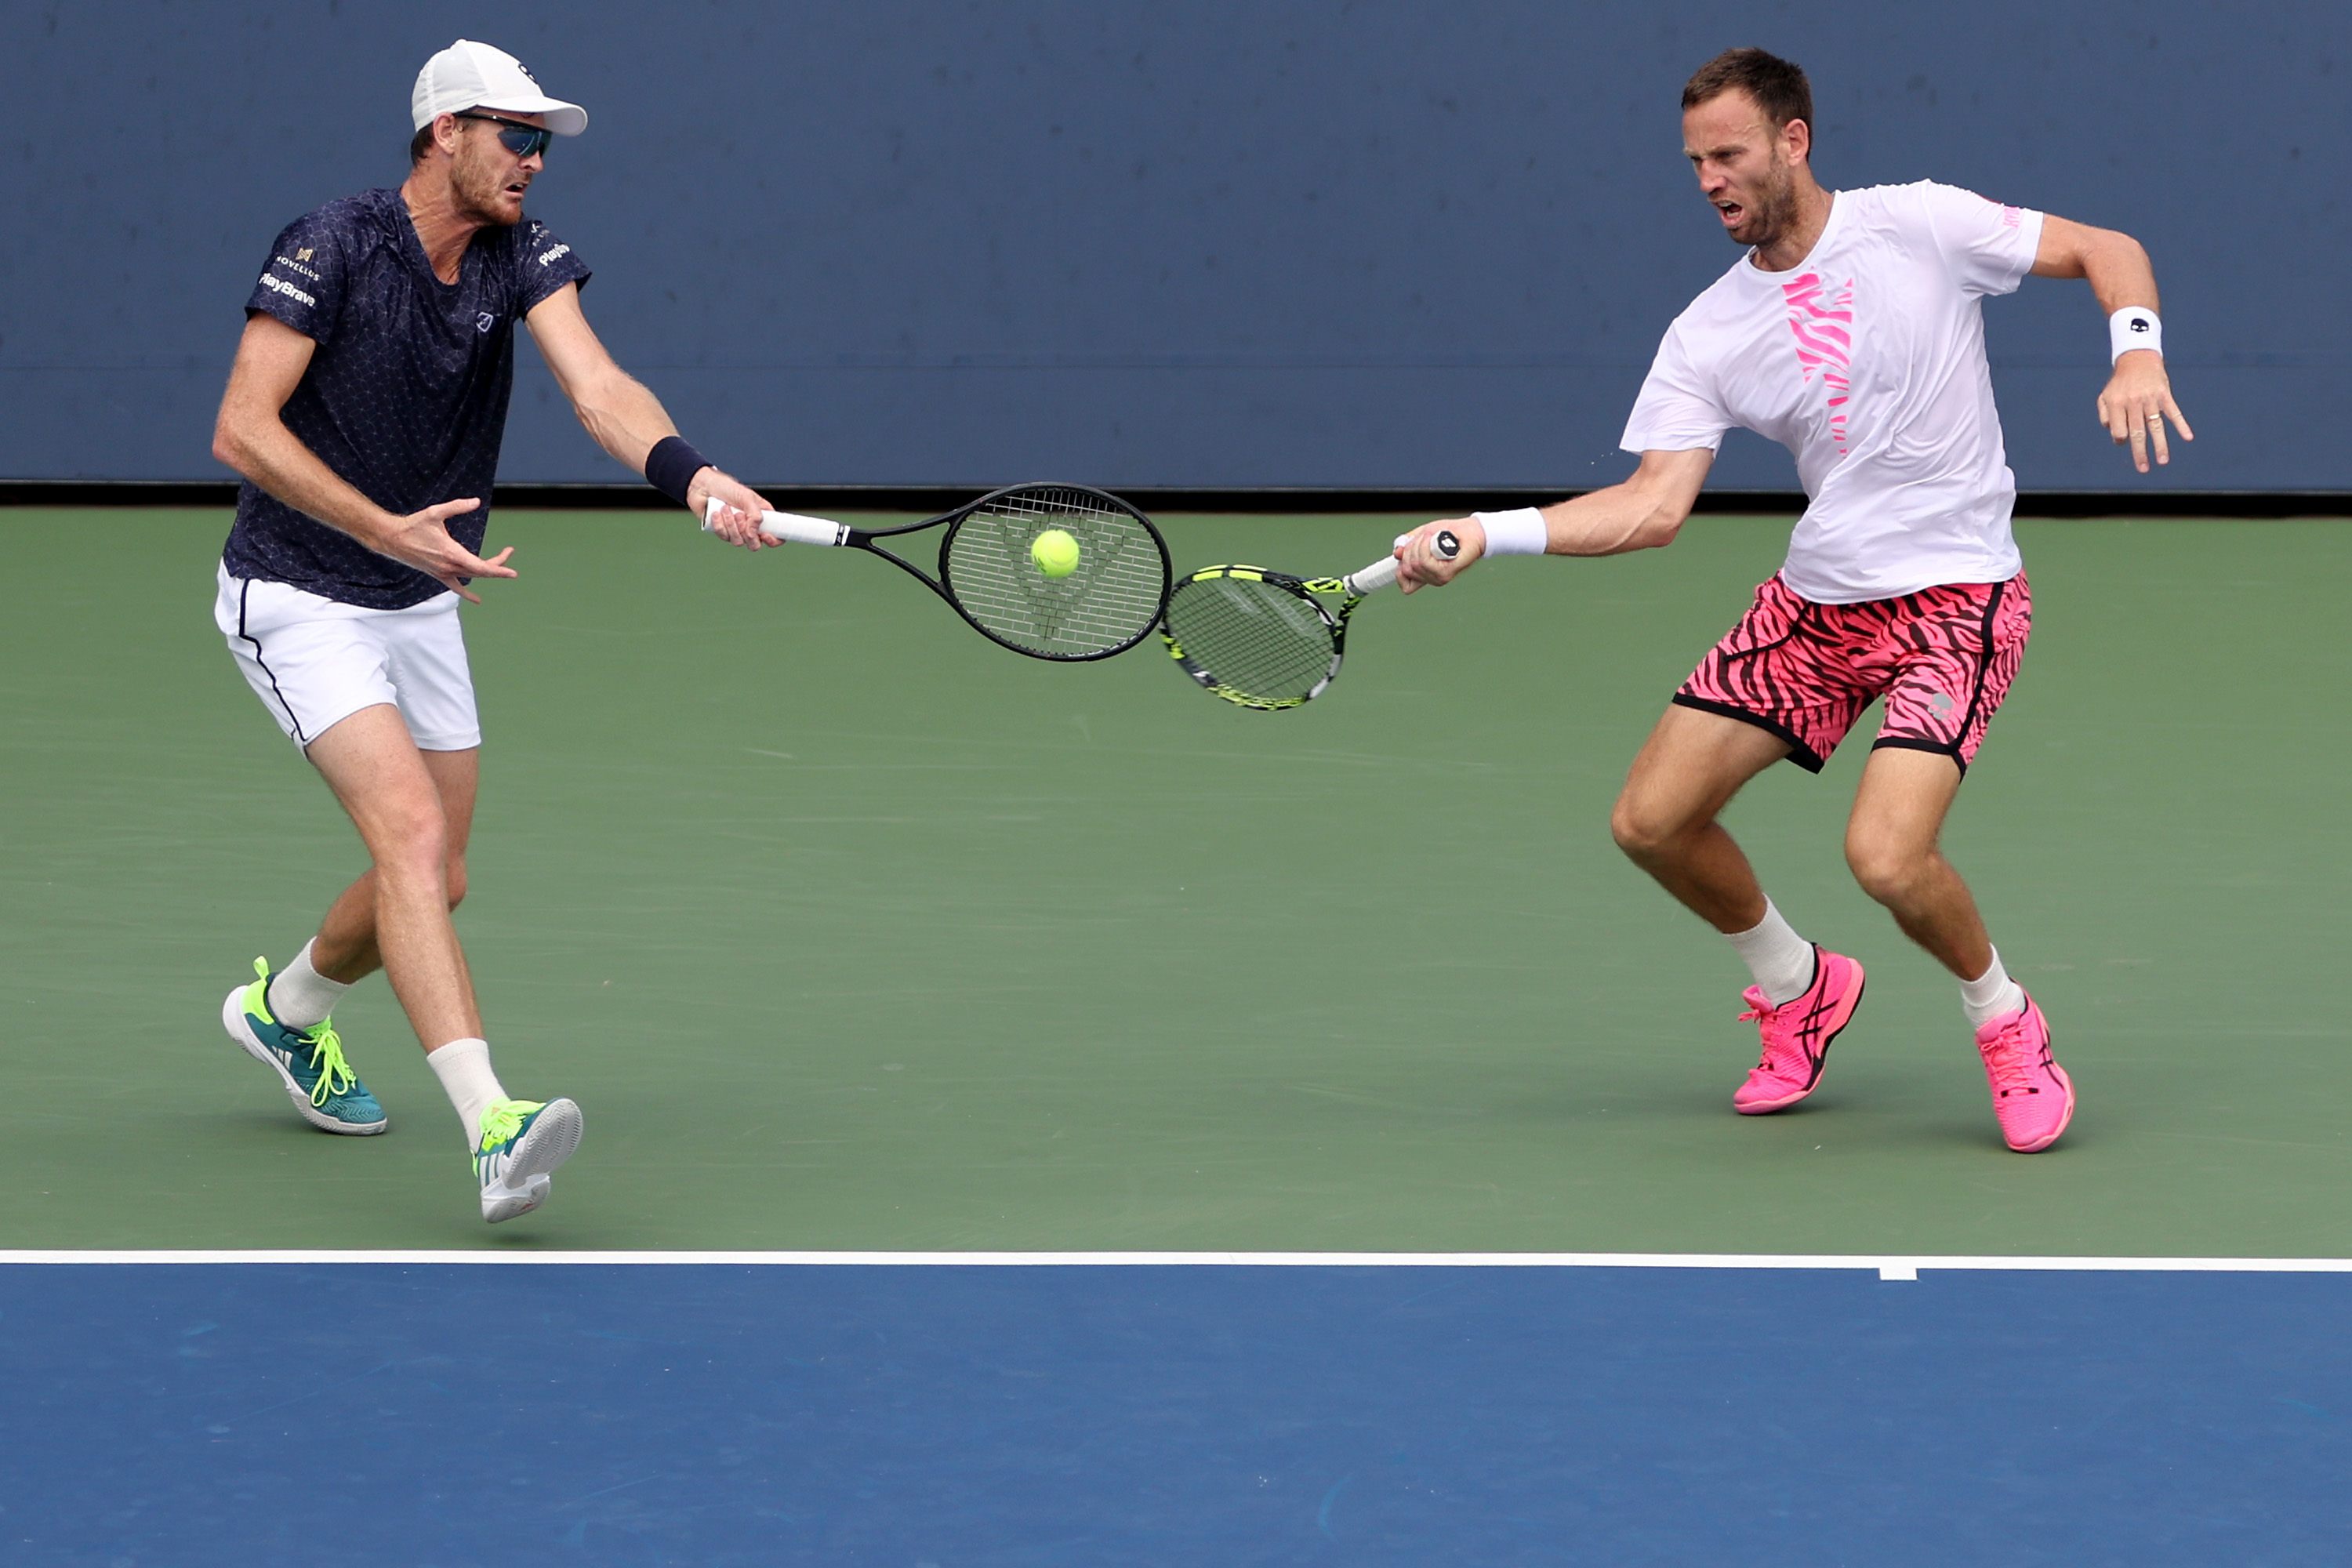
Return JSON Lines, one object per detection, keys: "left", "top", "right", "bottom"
{"left": 223, "top": 187, "right": 592, "bottom": 608}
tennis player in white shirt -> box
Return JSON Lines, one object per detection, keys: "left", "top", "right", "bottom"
{"left": 1398, "top": 47, "right": 2190, "bottom": 1153}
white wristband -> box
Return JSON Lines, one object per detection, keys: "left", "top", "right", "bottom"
{"left": 2109, "top": 307, "right": 2161, "bottom": 362}
{"left": 1472, "top": 507, "right": 1548, "bottom": 557}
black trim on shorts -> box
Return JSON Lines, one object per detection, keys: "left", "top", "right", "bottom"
{"left": 1670, "top": 693, "right": 1825, "bottom": 774}
{"left": 1951, "top": 578, "right": 2009, "bottom": 753}
{"left": 1866, "top": 576, "right": 2012, "bottom": 781}
{"left": 1868, "top": 735, "right": 1967, "bottom": 777}
{"left": 235, "top": 576, "right": 310, "bottom": 746}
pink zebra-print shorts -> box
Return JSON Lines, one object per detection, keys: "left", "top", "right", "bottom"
{"left": 1674, "top": 573, "right": 2031, "bottom": 774}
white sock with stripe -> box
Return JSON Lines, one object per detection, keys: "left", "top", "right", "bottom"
{"left": 426, "top": 1037, "right": 508, "bottom": 1151}
{"left": 1726, "top": 899, "right": 1817, "bottom": 1005}
{"left": 267, "top": 940, "right": 351, "bottom": 1030}
{"left": 1961, "top": 949, "right": 2027, "bottom": 1029}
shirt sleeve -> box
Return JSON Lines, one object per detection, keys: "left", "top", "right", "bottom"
{"left": 514, "top": 220, "right": 593, "bottom": 315}
{"left": 1912, "top": 180, "right": 2045, "bottom": 299}
{"left": 1619, "top": 320, "right": 1730, "bottom": 455}
{"left": 244, "top": 212, "right": 345, "bottom": 343}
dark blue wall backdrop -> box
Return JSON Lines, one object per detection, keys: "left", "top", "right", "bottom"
{"left": 4, "top": 1, "right": 2346, "bottom": 492}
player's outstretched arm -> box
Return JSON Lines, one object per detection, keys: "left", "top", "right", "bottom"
{"left": 1396, "top": 448, "right": 1713, "bottom": 593}
{"left": 2031, "top": 215, "right": 2193, "bottom": 474}
{"left": 212, "top": 314, "right": 517, "bottom": 601}
{"left": 524, "top": 284, "right": 776, "bottom": 549}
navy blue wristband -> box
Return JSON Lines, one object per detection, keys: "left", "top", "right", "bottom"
{"left": 644, "top": 436, "right": 712, "bottom": 508}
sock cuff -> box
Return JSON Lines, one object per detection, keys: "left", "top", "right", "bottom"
{"left": 426, "top": 1038, "right": 506, "bottom": 1152}
{"left": 265, "top": 940, "right": 354, "bottom": 1030}
{"left": 1959, "top": 949, "right": 2027, "bottom": 1026}
{"left": 1724, "top": 898, "right": 1815, "bottom": 1006}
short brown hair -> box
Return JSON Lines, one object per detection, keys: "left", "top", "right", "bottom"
{"left": 1682, "top": 48, "right": 1814, "bottom": 141}
{"left": 409, "top": 123, "right": 437, "bottom": 165}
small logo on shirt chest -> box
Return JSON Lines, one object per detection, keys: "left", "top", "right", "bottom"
{"left": 476, "top": 312, "right": 496, "bottom": 333}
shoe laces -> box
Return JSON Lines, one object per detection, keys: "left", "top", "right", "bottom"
{"left": 478, "top": 1098, "right": 545, "bottom": 1152}
{"left": 1737, "top": 989, "right": 1789, "bottom": 1071}
{"left": 1977, "top": 1014, "right": 2041, "bottom": 1098}
{"left": 296, "top": 1021, "right": 356, "bottom": 1106}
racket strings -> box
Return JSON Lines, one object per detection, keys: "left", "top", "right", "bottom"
{"left": 944, "top": 488, "right": 1167, "bottom": 658}
{"left": 1162, "top": 575, "right": 1342, "bottom": 707}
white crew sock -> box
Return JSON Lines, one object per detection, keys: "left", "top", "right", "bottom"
{"left": 267, "top": 940, "right": 352, "bottom": 1030}
{"left": 1960, "top": 949, "right": 2027, "bottom": 1029}
{"left": 426, "top": 1037, "right": 508, "bottom": 1150}
{"left": 1726, "top": 899, "right": 1817, "bottom": 1005}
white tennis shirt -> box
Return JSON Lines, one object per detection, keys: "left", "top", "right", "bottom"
{"left": 1621, "top": 181, "right": 2045, "bottom": 604}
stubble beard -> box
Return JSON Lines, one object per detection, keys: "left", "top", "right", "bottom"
{"left": 452, "top": 144, "right": 524, "bottom": 228}
{"left": 1729, "top": 152, "right": 1797, "bottom": 252}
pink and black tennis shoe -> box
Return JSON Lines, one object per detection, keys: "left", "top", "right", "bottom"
{"left": 1733, "top": 946, "right": 1866, "bottom": 1114}
{"left": 1973, "top": 993, "right": 2074, "bottom": 1152}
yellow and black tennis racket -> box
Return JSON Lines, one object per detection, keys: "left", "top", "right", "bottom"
{"left": 706, "top": 483, "right": 1171, "bottom": 661}
{"left": 1160, "top": 531, "right": 1457, "bottom": 710}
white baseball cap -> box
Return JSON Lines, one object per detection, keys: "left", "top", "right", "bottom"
{"left": 412, "top": 39, "right": 586, "bottom": 137}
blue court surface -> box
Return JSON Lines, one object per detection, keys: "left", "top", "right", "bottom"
{"left": 2, "top": 1254, "right": 2347, "bottom": 1566}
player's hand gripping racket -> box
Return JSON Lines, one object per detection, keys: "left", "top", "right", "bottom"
{"left": 705, "top": 483, "right": 1172, "bottom": 661}
{"left": 1160, "top": 530, "right": 1459, "bottom": 710}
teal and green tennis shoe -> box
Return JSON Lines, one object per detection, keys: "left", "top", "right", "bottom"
{"left": 475, "top": 1096, "right": 583, "bottom": 1223}
{"left": 221, "top": 956, "right": 387, "bottom": 1134}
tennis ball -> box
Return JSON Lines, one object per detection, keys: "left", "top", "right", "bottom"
{"left": 1032, "top": 528, "right": 1081, "bottom": 579}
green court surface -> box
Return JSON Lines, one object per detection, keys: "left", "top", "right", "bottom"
{"left": 2, "top": 506, "right": 2346, "bottom": 1255}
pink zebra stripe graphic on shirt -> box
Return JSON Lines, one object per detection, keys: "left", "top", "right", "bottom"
{"left": 1782, "top": 272, "right": 1856, "bottom": 454}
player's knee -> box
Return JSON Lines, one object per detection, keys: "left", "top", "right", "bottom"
{"left": 1845, "top": 834, "right": 1926, "bottom": 906}
{"left": 445, "top": 855, "right": 468, "bottom": 911}
{"left": 1610, "top": 794, "right": 1682, "bottom": 863}
{"left": 368, "top": 800, "right": 450, "bottom": 884}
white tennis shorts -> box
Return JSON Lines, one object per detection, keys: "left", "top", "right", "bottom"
{"left": 214, "top": 563, "right": 481, "bottom": 751}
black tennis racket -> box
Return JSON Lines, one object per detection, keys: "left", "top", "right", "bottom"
{"left": 704, "top": 483, "right": 1171, "bottom": 661}
{"left": 1160, "top": 530, "right": 1458, "bottom": 710}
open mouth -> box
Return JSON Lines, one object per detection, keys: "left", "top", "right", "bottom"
{"left": 1715, "top": 199, "right": 1745, "bottom": 227}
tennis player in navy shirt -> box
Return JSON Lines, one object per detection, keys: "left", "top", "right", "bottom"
{"left": 210, "top": 40, "right": 775, "bottom": 1222}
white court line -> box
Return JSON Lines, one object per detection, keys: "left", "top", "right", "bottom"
{"left": 5, "top": 1251, "right": 2352, "bottom": 1283}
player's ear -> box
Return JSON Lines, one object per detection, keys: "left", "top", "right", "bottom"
{"left": 1782, "top": 116, "right": 1812, "bottom": 168}
{"left": 434, "top": 112, "right": 463, "bottom": 160}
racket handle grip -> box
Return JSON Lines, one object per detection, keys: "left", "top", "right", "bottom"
{"left": 1345, "top": 528, "right": 1460, "bottom": 595}
{"left": 702, "top": 494, "right": 848, "bottom": 546}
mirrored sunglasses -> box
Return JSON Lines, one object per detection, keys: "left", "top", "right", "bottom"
{"left": 456, "top": 112, "right": 552, "bottom": 159}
